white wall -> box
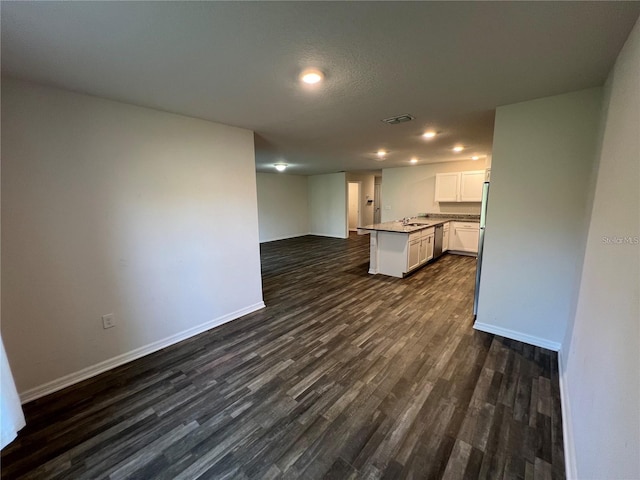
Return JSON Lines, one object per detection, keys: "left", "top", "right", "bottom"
{"left": 475, "top": 88, "right": 602, "bottom": 350}
{"left": 256, "top": 172, "right": 309, "bottom": 242}
{"left": 308, "top": 172, "right": 347, "bottom": 238}
{"left": 562, "top": 19, "right": 639, "bottom": 480}
{"left": 0, "top": 146, "right": 26, "bottom": 447}
{"left": 1, "top": 79, "right": 265, "bottom": 399}
{"left": 381, "top": 160, "right": 484, "bottom": 222}
{"left": 346, "top": 172, "right": 376, "bottom": 227}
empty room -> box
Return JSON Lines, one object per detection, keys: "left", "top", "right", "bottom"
{"left": 1, "top": 2, "right": 639, "bottom": 479}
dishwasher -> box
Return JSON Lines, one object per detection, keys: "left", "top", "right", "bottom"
{"left": 433, "top": 224, "right": 444, "bottom": 259}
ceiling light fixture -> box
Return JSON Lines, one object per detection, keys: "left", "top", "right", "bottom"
{"left": 274, "top": 163, "right": 288, "bottom": 172}
{"left": 472, "top": 155, "right": 480, "bottom": 161}
{"left": 377, "top": 150, "right": 387, "bottom": 158}
{"left": 410, "top": 158, "right": 418, "bottom": 164}
{"left": 453, "top": 145, "right": 464, "bottom": 152}
{"left": 422, "top": 131, "right": 437, "bottom": 139}
{"left": 300, "top": 68, "right": 324, "bottom": 84}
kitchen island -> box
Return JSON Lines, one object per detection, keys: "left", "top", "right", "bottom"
{"left": 358, "top": 216, "right": 479, "bottom": 278}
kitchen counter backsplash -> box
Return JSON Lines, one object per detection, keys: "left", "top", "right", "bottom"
{"left": 418, "top": 213, "right": 480, "bottom": 221}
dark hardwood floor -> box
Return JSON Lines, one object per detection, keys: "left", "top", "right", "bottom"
{"left": 1, "top": 233, "right": 565, "bottom": 479}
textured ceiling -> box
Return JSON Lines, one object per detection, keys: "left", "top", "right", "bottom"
{"left": 2, "top": 2, "right": 639, "bottom": 175}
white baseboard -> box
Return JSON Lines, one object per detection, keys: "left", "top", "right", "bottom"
{"left": 473, "top": 322, "right": 562, "bottom": 351}
{"left": 260, "top": 233, "right": 308, "bottom": 243}
{"left": 19, "top": 301, "right": 266, "bottom": 404}
{"left": 557, "top": 349, "right": 577, "bottom": 480}
{"left": 308, "top": 232, "right": 349, "bottom": 239}
{"left": 447, "top": 250, "right": 477, "bottom": 257}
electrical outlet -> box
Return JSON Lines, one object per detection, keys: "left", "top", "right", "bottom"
{"left": 102, "top": 313, "right": 115, "bottom": 329}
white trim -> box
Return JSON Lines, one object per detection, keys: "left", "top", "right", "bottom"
{"left": 347, "top": 180, "right": 362, "bottom": 234}
{"left": 260, "top": 233, "right": 308, "bottom": 243}
{"left": 447, "top": 250, "right": 477, "bottom": 257}
{"left": 558, "top": 349, "right": 577, "bottom": 480}
{"left": 19, "top": 302, "right": 266, "bottom": 404}
{"left": 308, "top": 232, "right": 349, "bottom": 239}
{"left": 472, "top": 322, "right": 561, "bottom": 351}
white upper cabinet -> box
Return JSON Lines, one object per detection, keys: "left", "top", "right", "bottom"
{"left": 434, "top": 172, "right": 459, "bottom": 202}
{"left": 459, "top": 171, "right": 485, "bottom": 202}
{"left": 435, "top": 170, "right": 485, "bottom": 202}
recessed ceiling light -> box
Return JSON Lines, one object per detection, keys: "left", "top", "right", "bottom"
{"left": 453, "top": 145, "right": 464, "bottom": 152}
{"left": 410, "top": 158, "right": 418, "bottom": 164}
{"left": 274, "top": 163, "right": 288, "bottom": 172}
{"left": 300, "top": 68, "right": 324, "bottom": 84}
{"left": 472, "top": 155, "right": 480, "bottom": 161}
{"left": 422, "top": 131, "right": 437, "bottom": 139}
{"left": 377, "top": 150, "right": 387, "bottom": 158}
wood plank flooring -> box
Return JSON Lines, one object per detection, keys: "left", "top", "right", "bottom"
{"left": 1, "top": 233, "right": 565, "bottom": 479}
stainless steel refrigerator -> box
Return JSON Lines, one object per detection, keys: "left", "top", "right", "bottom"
{"left": 473, "top": 181, "right": 490, "bottom": 317}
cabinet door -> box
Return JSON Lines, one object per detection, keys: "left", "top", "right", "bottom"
{"left": 459, "top": 171, "right": 485, "bottom": 202}
{"left": 443, "top": 228, "right": 450, "bottom": 252}
{"left": 453, "top": 224, "right": 480, "bottom": 253}
{"left": 434, "top": 173, "right": 459, "bottom": 202}
{"left": 426, "top": 234, "right": 434, "bottom": 260}
{"left": 407, "top": 238, "right": 421, "bottom": 270}
{"left": 449, "top": 222, "right": 462, "bottom": 251}
{"left": 418, "top": 237, "right": 428, "bottom": 265}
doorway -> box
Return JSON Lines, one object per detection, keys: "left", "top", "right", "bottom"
{"left": 374, "top": 180, "right": 382, "bottom": 224}
{"left": 348, "top": 182, "right": 361, "bottom": 231}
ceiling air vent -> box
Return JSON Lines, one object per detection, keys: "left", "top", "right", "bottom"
{"left": 381, "top": 113, "right": 415, "bottom": 125}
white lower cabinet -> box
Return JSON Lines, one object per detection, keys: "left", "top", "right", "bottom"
{"left": 424, "top": 233, "right": 434, "bottom": 262}
{"left": 406, "top": 228, "right": 435, "bottom": 273}
{"left": 368, "top": 220, "right": 479, "bottom": 278}
{"left": 450, "top": 221, "right": 480, "bottom": 254}
{"left": 408, "top": 235, "right": 421, "bottom": 271}
{"left": 443, "top": 223, "right": 450, "bottom": 252}
{"left": 418, "top": 235, "right": 428, "bottom": 265}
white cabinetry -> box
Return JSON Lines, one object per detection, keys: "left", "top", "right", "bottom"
{"left": 443, "top": 222, "right": 450, "bottom": 252}
{"left": 433, "top": 172, "right": 459, "bottom": 202}
{"left": 408, "top": 234, "right": 421, "bottom": 271}
{"left": 435, "top": 170, "right": 485, "bottom": 202}
{"left": 459, "top": 171, "right": 485, "bottom": 202}
{"left": 423, "top": 232, "right": 434, "bottom": 262}
{"left": 450, "top": 221, "right": 480, "bottom": 254}
{"left": 406, "top": 228, "right": 435, "bottom": 273}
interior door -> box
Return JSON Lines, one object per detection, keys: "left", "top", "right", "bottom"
{"left": 348, "top": 182, "right": 360, "bottom": 231}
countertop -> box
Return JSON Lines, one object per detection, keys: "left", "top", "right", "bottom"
{"left": 359, "top": 215, "right": 479, "bottom": 234}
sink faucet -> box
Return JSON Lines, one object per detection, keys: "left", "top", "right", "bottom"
{"left": 402, "top": 216, "right": 411, "bottom": 226}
